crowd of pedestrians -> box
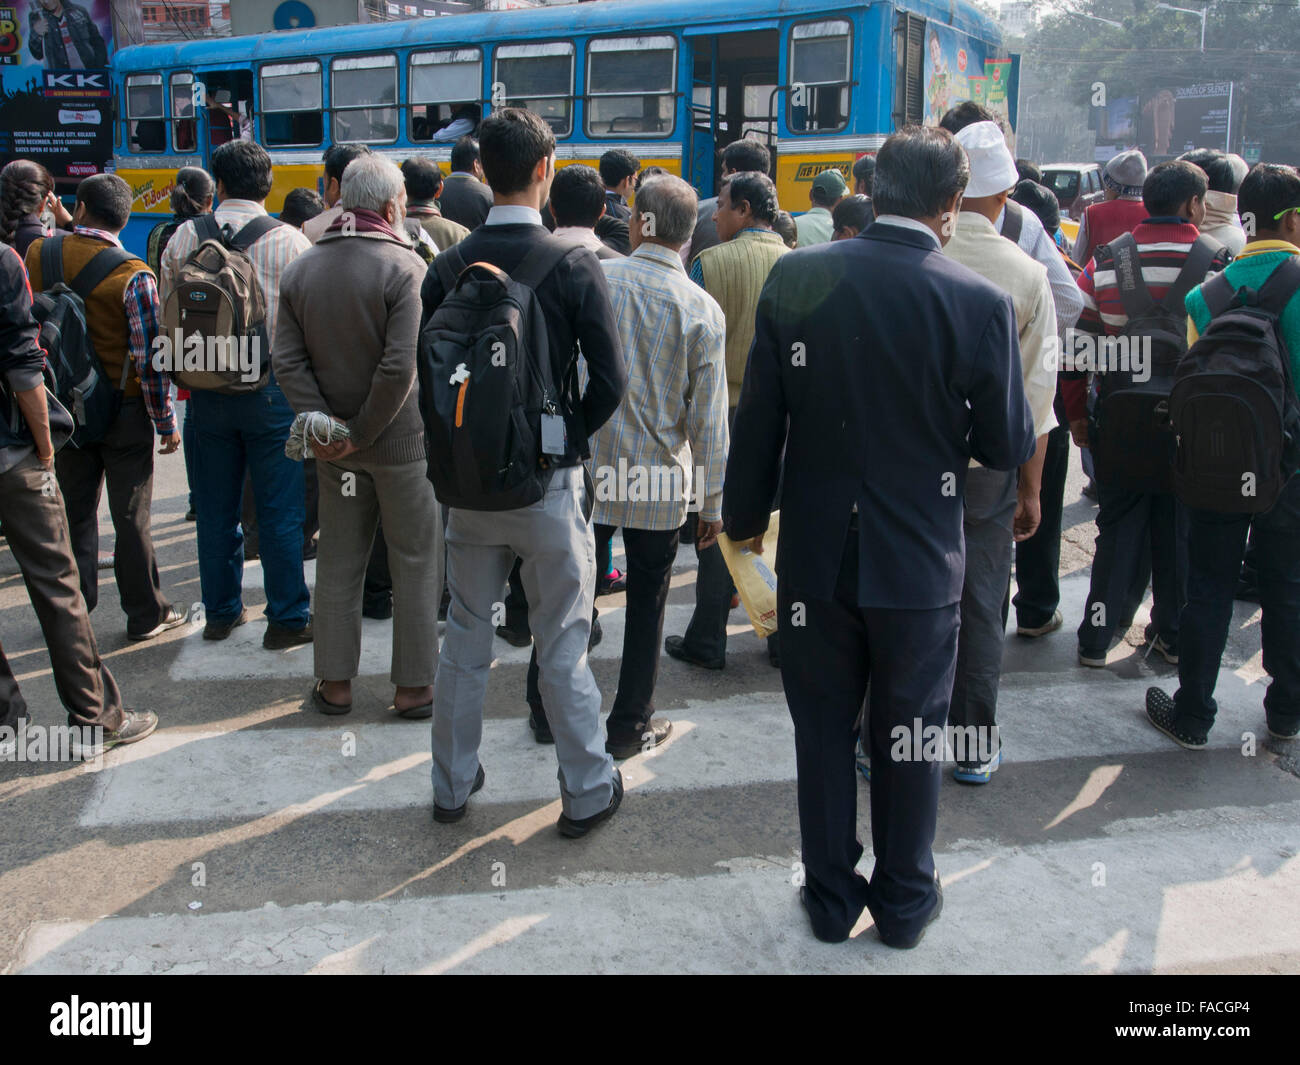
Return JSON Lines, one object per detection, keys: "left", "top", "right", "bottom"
{"left": 2, "top": 102, "right": 1297, "bottom": 949}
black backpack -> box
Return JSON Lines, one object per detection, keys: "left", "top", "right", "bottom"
{"left": 418, "top": 238, "right": 577, "bottom": 510}
{"left": 1170, "top": 257, "right": 1300, "bottom": 514}
{"left": 31, "top": 234, "right": 137, "bottom": 447}
{"left": 1089, "top": 232, "right": 1219, "bottom": 493}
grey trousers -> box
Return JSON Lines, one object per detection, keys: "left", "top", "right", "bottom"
{"left": 433, "top": 465, "right": 615, "bottom": 818}
{"left": 949, "top": 466, "right": 1018, "bottom": 752}
{"left": 0, "top": 452, "right": 125, "bottom": 731}
{"left": 315, "top": 458, "right": 443, "bottom": 687}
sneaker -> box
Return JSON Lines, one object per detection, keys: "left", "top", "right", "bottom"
{"left": 855, "top": 738, "right": 871, "bottom": 783}
{"left": 264, "top": 617, "right": 313, "bottom": 650}
{"left": 127, "top": 605, "right": 187, "bottom": 641}
{"left": 557, "top": 768, "right": 623, "bottom": 838}
{"left": 97, "top": 553, "right": 115, "bottom": 570}
{"left": 953, "top": 745, "right": 1002, "bottom": 785}
{"left": 72, "top": 710, "right": 159, "bottom": 757}
{"left": 1142, "top": 624, "right": 1179, "bottom": 665}
{"left": 432, "top": 764, "right": 485, "bottom": 824}
{"left": 1144, "top": 688, "right": 1208, "bottom": 750}
{"left": 596, "top": 568, "right": 627, "bottom": 596}
{"left": 203, "top": 608, "right": 248, "bottom": 641}
{"left": 1017, "top": 609, "right": 1063, "bottom": 638}
{"left": 1078, "top": 647, "right": 1108, "bottom": 668}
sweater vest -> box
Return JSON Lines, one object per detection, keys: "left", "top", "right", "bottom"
{"left": 697, "top": 229, "right": 788, "bottom": 405}
{"left": 27, "top": 233, "right": 148, "bottom": 399}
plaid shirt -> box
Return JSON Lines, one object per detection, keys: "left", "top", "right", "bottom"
{"left": 591, "top": 242, "right": 729, "bottom": 530}
{"left": 74, "top": 225, "right": 174, "bottom": 435}
{"left": 159, "top": 198, "right": 311, "bottom": 354}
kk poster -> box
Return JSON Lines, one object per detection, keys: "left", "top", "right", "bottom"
{"left": 0, "top": 0, "right": 115, "bottom": 184}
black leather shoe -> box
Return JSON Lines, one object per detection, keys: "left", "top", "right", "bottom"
{"left": 606, "top": 719, "right": 672, "bottom": 759}
{"left": 203, "top": 608, "right": 248, "bottom": 641}
{"left": 433, "top": 764, "right": 485, "bottom": 823}
{"left": 877, "top": 875, "right": 943, "bottom": 950}
{"left": 264, "top": 618, "right": 313, "bottom": 649}
{"left": 664, "top": 635, "right": 724, "bottom": 670}
{"left": 496, "top": 622, "right": 532, "bottom": 648}
{"left": 800, "top": 887, "right": 852, "bottom": 944}
{"left": 528, "top": 711, "right": 554, "bottom": 744}
{"left": 557, "top": 768, "right": 623, "bottom": 838}
{"left": 589, "top": 616, "right": 602, "bottom": 651}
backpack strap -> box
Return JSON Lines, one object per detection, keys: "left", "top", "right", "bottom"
{"left": 509, "top": 236, "right": 579, "bottom": 293}
{"left": 1200, "top": 271, "right": 1238, "bottom": 318}
{"left": 1107, "top": 233, "right": 1154, "bottom": 321}
{"left": 1252, "top": 256, "right": 1300, "bottom": 319}
{"left": 67, "top": 245, "right": 138, "bottom": 302}
{"left": 435, "top": 244, "right": 468, "bottom": 294}
{"left": 1162, "top": 235, "right": 1219, "bottom": 314}
{"left": 228, "top": 215, "right": 283, "bottom": 252}
{"left": 40, "top": 232, "right": 67, "bottom": 288}
{"left": 195, "top": 213, "right": 224, "bottom": 246}
{"left": 1001, "top": 200, "right": 1024, "bottom": 245}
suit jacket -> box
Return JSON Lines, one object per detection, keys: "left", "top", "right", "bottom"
{"left": 419, "top": 221, "right": 627, "bottom": 467}
{"left": 436, "top": 172, "right": 493, "bottom": 232}
{"left": 722, "top": 222, "right": 1036, "bottom": 610}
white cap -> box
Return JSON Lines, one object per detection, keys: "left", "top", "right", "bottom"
{"left": 955, "top": 121, "right": 1018, "bottom": 199}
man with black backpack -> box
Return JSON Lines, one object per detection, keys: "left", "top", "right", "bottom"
{"left": 160, "top": 140, "right": 313, "bottom": 649}
{"left": 1064, "top": 160, "right": 1232, "bottom": 670}
{"left": 25, "top": 174, "right": 185, "bottom": 642}
{"left": 1, "top": 243, "right": 157, "bottom": 755}
{"left": 1146, "top": 163, "right": 1300, "bottom": 747}
{"left": 418, "top": 107, "right": 628, "bottom": 837}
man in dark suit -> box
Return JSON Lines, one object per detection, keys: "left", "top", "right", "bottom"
{"left": 436, "top": 136, "right": 494, "bottom": 232}
{"left": 722, "top": 126, "right": 1036, "bottom": 949}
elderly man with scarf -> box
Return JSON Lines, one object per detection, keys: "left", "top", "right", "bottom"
{"left": 274, "top": 154, "right": 443, "bottom": 722}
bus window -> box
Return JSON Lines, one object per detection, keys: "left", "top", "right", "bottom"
{"left": 586, "top": 36, "right": 676, "bottom": 138}
{"left": 260, "top": 61, "right": 323, "bottom": 147}
{"left": 171, "top": 72, "right": 197, "bottom": 153}
{"left": 410, "top": 48, "right": 482, "bottom": 142}
{"left": 127, "top": 73, "right": 166, "bottom": 153}
{"left": 494, "top": 42, "right": 573, "bottom": 137}
{"left": 893, "top": 13, "right": 926, "bottom": 128}
{"left": 788, "top": 20, "right": 851, "bottom": 133}
{"left": 331, "top": 54, "right": 398, "bottom": 144}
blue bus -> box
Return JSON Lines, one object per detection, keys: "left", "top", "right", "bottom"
{"left": 108, "top": 0, "right": 1009, "bottom": 255}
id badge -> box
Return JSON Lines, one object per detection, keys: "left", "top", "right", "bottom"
{"left": 541, "top": 413, "right": 567, "bottom": 456}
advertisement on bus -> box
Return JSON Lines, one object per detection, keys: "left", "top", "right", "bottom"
{"left": 0, "top": 0, "right": 115, "bottom": 184}
{"left": 922, "top": 21, "right": 1020, "bottom": 133}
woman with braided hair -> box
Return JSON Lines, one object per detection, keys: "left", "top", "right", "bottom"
{"left": 146, "top": 167, "right": 214, "bottom": 276}
{"left": 0, "top": 160, "right": 72, "bottom": 259}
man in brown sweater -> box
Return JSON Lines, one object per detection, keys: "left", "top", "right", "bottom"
{"left": 273, "top": 155, "right": 443, "bottom": 720}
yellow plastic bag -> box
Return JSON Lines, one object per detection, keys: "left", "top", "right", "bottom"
{"left": 718, "top": 511, "right": 780, "bottom": 639}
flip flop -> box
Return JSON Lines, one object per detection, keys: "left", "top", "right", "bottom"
{"left": 312, "top": 680, "right": 352, "bottom": 716}
{"left": 394, "top": 700, "right": 433, "bottom": 720}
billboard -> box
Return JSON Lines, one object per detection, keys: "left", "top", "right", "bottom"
{"left": 0, "top": 0, "right": 115, "bottom": 184}
{"left": 1139, "top": 82, "right": 1232, "bottom": 158}
{"left": 923, "top": 22, "right": 1020, "bottom": 133}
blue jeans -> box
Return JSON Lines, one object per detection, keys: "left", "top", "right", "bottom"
{"left": 191, "top": 384, "right": 310, "bottom": 628}
{"left": 1175, "top": 474, "right": 1300, "bottom": 736}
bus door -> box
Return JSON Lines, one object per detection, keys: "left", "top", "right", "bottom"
{"left": 194, "top": 69, "right": 255, "bottom": 168}
{"left": 684, "top": 25, "right": 780, "bottom": 197}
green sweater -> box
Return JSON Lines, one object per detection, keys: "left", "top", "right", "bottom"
{"left": 1186, "top": 240, "right": 1300, "bottom": 400}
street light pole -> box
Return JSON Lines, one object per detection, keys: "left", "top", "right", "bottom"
{"left": 1156, "top": 3, "right": 1209, "bottom": 52}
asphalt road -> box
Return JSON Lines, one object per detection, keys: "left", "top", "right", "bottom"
{"left": 1, "top": 420, "right": 1297, "bottom": 974}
